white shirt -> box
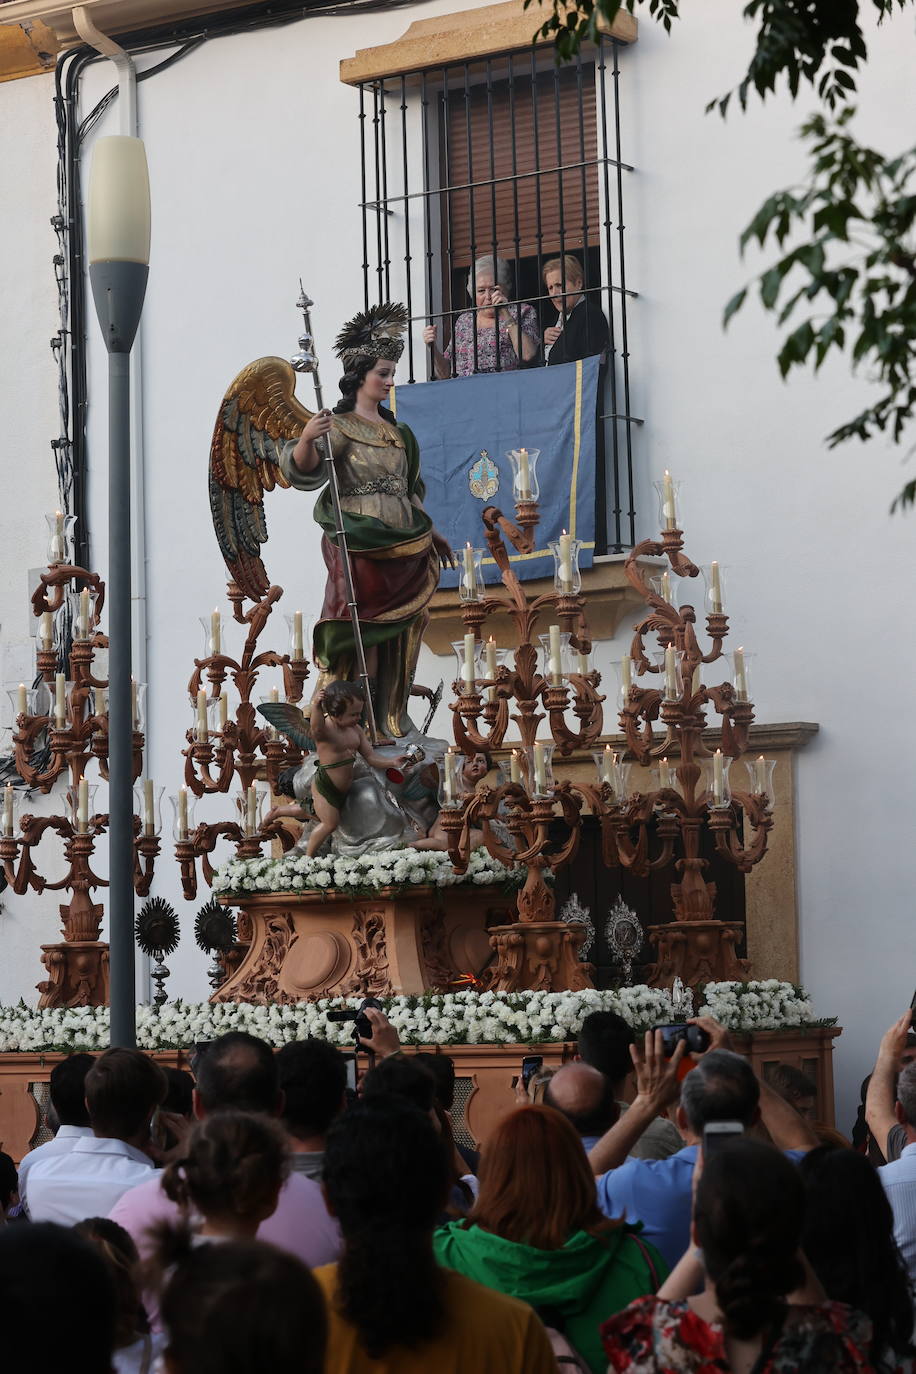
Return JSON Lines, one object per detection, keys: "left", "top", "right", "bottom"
{"left": 26, "top": 1134, "right": 157, "bottom": 1225}
{"left": 18, "top": 1123, "right": 94, "bottom": 1218}
{"left": 880, "top": 1139, "right": 916, "bottom": 1285}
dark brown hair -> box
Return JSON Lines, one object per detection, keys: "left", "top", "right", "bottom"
{"left": 84, "top": 1047, "right": 167, "bottom": 1139}
{"left": 323, "top": 679, "right": 366, "bottom": 717}
{"left": 162, "top": 1110, "right": 289, "bottom": 1222}
{"left": 470, "top": 1104, "right": 614, "bottom": 1249}
{"left": 74, "top": 1217, "right": 149, "bottom": 1350}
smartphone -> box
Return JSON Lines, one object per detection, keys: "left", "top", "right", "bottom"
{"left": 342, "top": 1053, "right": 358, "bottom": 1093}
{"left": 702, "top": 1120, "right": 744, "bottom": 1156}
{"left": 521, "top": 1054, "right": 544, "bottom": 1089}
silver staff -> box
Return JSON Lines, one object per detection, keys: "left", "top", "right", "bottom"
{"left": 291, "top": 282, "right": 379, "bottom": 744}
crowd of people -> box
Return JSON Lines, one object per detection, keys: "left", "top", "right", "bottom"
{"left": 1, "top": 1005, "right": 915, "bottom": 1372}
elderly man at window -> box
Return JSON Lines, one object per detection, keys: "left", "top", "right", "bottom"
{"left": 543, "top": 255, "right": 609, "bottom": 366}
{"left": 424, "top": 256, "right": 540, "bottom": 378}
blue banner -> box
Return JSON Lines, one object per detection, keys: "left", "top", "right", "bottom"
{"left": 390, "top": 356, "right": 599, "bottom": 585}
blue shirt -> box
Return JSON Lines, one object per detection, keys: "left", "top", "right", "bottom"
{"left": 596, "top": 1145, "right": 808, "bottom": 1270}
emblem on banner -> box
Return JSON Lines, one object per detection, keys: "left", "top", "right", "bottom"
{"left": 468, "top": 450, "right": 499, "bottom": 500}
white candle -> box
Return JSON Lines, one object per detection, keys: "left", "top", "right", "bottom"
{"left": 710, "top": 561, "right": 723, "bottom": 614}
{"left": 293, "top": 610, "right": 304, "bottom": 659}
{"left": 662, "top": 470, "right": 676, "bottom": 529}
{"left": 143, "top": 778, "right": 155, "bottom": 836}
{"left": 94, "top": 687, "right": 106, "bottom": 717}
{"left": 755, "top": 755, "right": 768, "bottom": 793}
{"left": 246, "top": 784, "right": 257, "bottom": 835}
{"left": 518, "top": 448, "right": 531, "bottom": 500}
{"left": 601, "top": 745, "right": 614, "bottom": 785}
{"left": 177, "top": 786, "right": 189, "bottom": 840}
{"left": 734, "top": 646, "right": 748, "bottom": 701}
{"left": 39, "top": 611, "right": 53, "bottom": 650}
{"left": 78, "top": 587, "right": 90, "bottom": 638}
{"left": 17, "top": 683, "right": 26, "bottom": 717}
{"left": 485, "top": 637, "right": 498, "bottom": 702}
{"left": 211, "top": 609, "right": 221, "bottom": 654}
{"left": 577, "top": 649, "right": 590, "bottom": 675}
{"left": 77, "top": 775, "right": 89, "bottom": 832}
{"left": 463, "top": 633, "right": 476, "bottom": 693}
{"left": 444, "top": 748, "right": 458, "bottom": 804}
{"left": 510, "top": 749, "right": 522, "bottom": 785}
{"left": 50, "top": 510, "right": 65, "bottom": 561}
{"left": 3, "top": 783, "right": 13, "bottom": 836}
{"left": 196, "top": 688, "right": 208, "bottom": 742}
{"left": 548, "top": 624, "right": 563, "bottom": 686}
{"left": 219, "top": 694, "right": 228, "bottom": 728}
{"left": 621, "top": 656, "right": 633, "bottom": 699}
{"left": 660, "top": 571, "right": 672, "bottom": 604}
{"left": 533, "top": 741, "right": 547, "bottom": 794}
{"left": 558, "top": 530, "right": 573, "bottom": 589}
{"left": 664, "top": 646, "right": 678, "bottom": 699}
{"left": 462, "top": 543, "right": 478, "bottom": 600}
{"left": 55, "top": 673, "right": 66, "bottom": 727}
{"left": 712, "top": 749, "right": 724, "bottom": 806}
{"left": 659, "top": 757, "right": 672, "bottom": 789}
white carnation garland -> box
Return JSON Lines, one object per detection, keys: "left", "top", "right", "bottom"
{"left": 211, "top": 845, "right": 521, "bottom": 896}
{"left": 0, "top": 981, "right": 828, "bottom": 1054}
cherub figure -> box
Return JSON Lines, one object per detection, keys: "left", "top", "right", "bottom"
{"left": 266, "top": 681, "right": 407, "bottom": 857}
{"left": 413, "top": 750, "right": 492, "bottom": 852}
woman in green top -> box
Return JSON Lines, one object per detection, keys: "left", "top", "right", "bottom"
{"left": 434, "top": 1104, "right": 666, "bottom": 1374}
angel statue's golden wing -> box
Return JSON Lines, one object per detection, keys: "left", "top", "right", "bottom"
{"left": 208, "top": 356, "right": 314, "bottom": 602}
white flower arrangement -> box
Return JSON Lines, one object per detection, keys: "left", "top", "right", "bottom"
{"left": 210, "top": 846, "right": 520, "bottom": 897}
{"left": 0, "top": 981, "right": 829, "bottom": 1054}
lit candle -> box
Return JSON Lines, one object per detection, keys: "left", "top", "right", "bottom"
{"left": 662, "top": 470, "right": 676, "bottom": 530}
{"left": 548, "top": 624, "right": 563, "bottom": 686}
{"left": 270, "top": 687, "right": 280, "bottom": 704}
{"left": 50, "top": 510, "right": 65, "bottom": 561}
{"left": 94, "top": 687, "right": 106, "bottom": 717}
{"left": 518, "top": 448, "right": 531, "bottom": 500}
{"left": 54, "top": 673, "right": 66, "bottom": 727}
{"left": 196, "top": 688, "right": 208, "bottom": 742}
{"left": 142, "top": 778, "right": 155, "bottom": 836}
{"left": 533, "top": 741, "right": 547, "bottom": 794}
{"left": 3, "top": 783, "right": 13, "bottom": 836}
{"left": 77, "top": 775, "right": 89, "bottom": 832}
{"left": 558, "top": 530, "right": 573, "bottom": 590}
{"left": 17, "top": 683, "right": 26, "bottom": 717}
{"left": 712, "top": 749, "right": 724, "bottom": 806}
{"left": 485, "top": 636, "right": 498, "bottom": 703}
{"left": 664, "top": 645, "right": 678, "bottom": 699}
{"left": 710, "top": 561, "right": 723, "bottom": 614}
{"left": 463, "top": 633, "right": 476, "bottom": 693}
{"left": 601, "top": 745, "right": 614, "bottom": 785}
{"left": 660, "top": 571, "right": 672, "bottom": 604}
{"left": 659, "top": 757, "right": 672, "bottom": 789}
{"left": 219, "top": 694, "right": 228, "bottom": 728}
{"left": 211, "top": 609, "right": 221, "bottom": 655}
{"left": 444, "top": 748, "right": 458, "bottom": 804}
{"left": 755, "top": 755, "right": 768, "bottom": 794}
{"left": 510, "top": 749, "right": 522, "bottom": 785}
{"left": 246, "top": 784, "right": 257, "bottom": 835}
{"left": 130, "top": 679, "right": 139, "bottom": 729}
{"left": 78, "top": 587, "right": 90, "bottom": 638}
{"left": 293, "top": 610, "right": 304, "bottom": 659}
{"left": 462, "top": 543, "right": 478, "bottom": 601}
{"left": 39, "top": 611, "right": 53, "bottom": 650}
{"left": 734, "top": 647, "right": 748, "bottom": 701}
{"left": 177, "top": 786, "right": 189, "bottom": 840}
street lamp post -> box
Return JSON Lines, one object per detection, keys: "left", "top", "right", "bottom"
{"left": 87, "top": 135, "right": 151, "bottom": 1047}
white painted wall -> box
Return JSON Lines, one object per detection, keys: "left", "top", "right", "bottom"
{"left": 1, "top": 0, "right": 915, "bottom": 1133}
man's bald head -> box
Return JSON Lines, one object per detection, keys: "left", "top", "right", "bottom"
{"left": 193, "top": 1032, "right": 280, "bottom": 1116}
{"left": 544, "top": 1062, "right": 619, "bottom": 1138}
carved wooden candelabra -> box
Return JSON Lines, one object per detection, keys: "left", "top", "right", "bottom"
{"left": 1, "top": 553, "right": 160, "bottom": 1007}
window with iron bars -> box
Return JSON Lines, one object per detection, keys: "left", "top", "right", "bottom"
{"left": 355, "top": 37, "right": 639, "bottom": 553}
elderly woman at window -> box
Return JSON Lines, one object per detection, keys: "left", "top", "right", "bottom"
{"left": 423, "top": 256, "right": 540, "bottom": 378}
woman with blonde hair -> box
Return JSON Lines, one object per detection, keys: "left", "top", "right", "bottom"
{"left": 434, "top": 1104, "right": 665, "bottom": 1373}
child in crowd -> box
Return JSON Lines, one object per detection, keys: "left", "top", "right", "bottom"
{"left": 75, "top": 1217, "right": 164, "bottom": 1374}
{"left": 160, "top": 1110, "right": 289, "bottom": 1240}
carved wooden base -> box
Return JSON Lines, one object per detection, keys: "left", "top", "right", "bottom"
{"left": 212, "top": 885, "right": 517, "bottom": 1004}
{"left": 645, "top": 919, "right": 750, "bottom": 990}
{"left": 37, "top": 941, "right": 110, "bottom": 1009}
{"left": 483, "top": 921, "right": 594, "bottom": 993}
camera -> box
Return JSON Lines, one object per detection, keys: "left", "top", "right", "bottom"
{"left": 327, "top": 996, "right": 384, "bottom": 1046}
{"left": 658, "top": 1023, "right": 710, "bottom": 1058}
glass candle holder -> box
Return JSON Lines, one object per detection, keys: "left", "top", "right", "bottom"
{"left": 170, "top": 788, "right": 198, "bottom": 842}
{"left": 481, "top": 637, "right": 508, "bottom": 702}
{"left": 615, "top": 656, "right": 635, "bottom": 706}
{"left": 200, "top": 610, "right": 225, "bottom": 659}
{"left": 92, "top": 686, "right": 108, "bottom": 719}
{"left": 451, "top": 635, "right": 480, "bottom": 695}
{"left": 592, "top": 747, "right": 630, "bottom": 802}
{"left": 71, "top": 585, "right": 100, "bottom": 641}
{"left": 539, "top": 627, "right": 571, "bottom": 686}
{"left": 653, "top": 757, "right": 679, "bottom": 799}
{"left": 745, "top": 756, "right": 776, "bottom": 809}
{"left": 526, "top": 740, "right": 556, "bottom": 798}
{"left": 45, "top": 510, "right": 77, "bottom": 565}
{"left": 649, "top": 570, "right": 677, "bottom": 606}
{"left": 284, "top": 611, "right": 312, "bottom": 661}
{"left": 133, "top": 780, "right": 164, "bottom": 838}
{"left": 506, "top": 447, "right": 541, "bottom": 502}
{"left": 731, "top": 648, "right": 752, "bottom": 703}
{"left": 190, "top": 690, "right": 220, "bottom": 743}
{"left": 36, "top": 608, "right": 56, "bottom": 652}
{"left": 458, "top": 544, "right": 485, "bottom": 603}
{"left": 508, "top": 747, "right": 529, "bottom": 790}
{"left": 259, "top": 688, "right": 285, "bottom": 739}
{"left": 548, "top": 532, "right": 583, "bottom": 596}
{"left": 48, "top": 675, "right": 73, "bottom": 729}
{"left": 235, "top": 784, "right": 266, "bottom": 838}
{"left": 706, "top": 562, "right": 727, "bottom": 616}
{"left": 130, "top": 680, "right": 147, "bottom": 732}
{"left": 6, "top": 683, "right": 43, "bottom": 723}
{"left": 65, "top": 779, "right": 99, "bottom": 834}
{"left": 438, "top": 749, "right": 464, "bottom": 809}
{"left": 705, "top": 751, "right": 732, "bottom": 810}
{"left": 652, "top": 472, "right": 681, "bottom": 532}
{"left": 1, "top": 781, "right": 21, "bottom": 837}
{"left": 661, "top": 646, "right": 683, "bottom": 702}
